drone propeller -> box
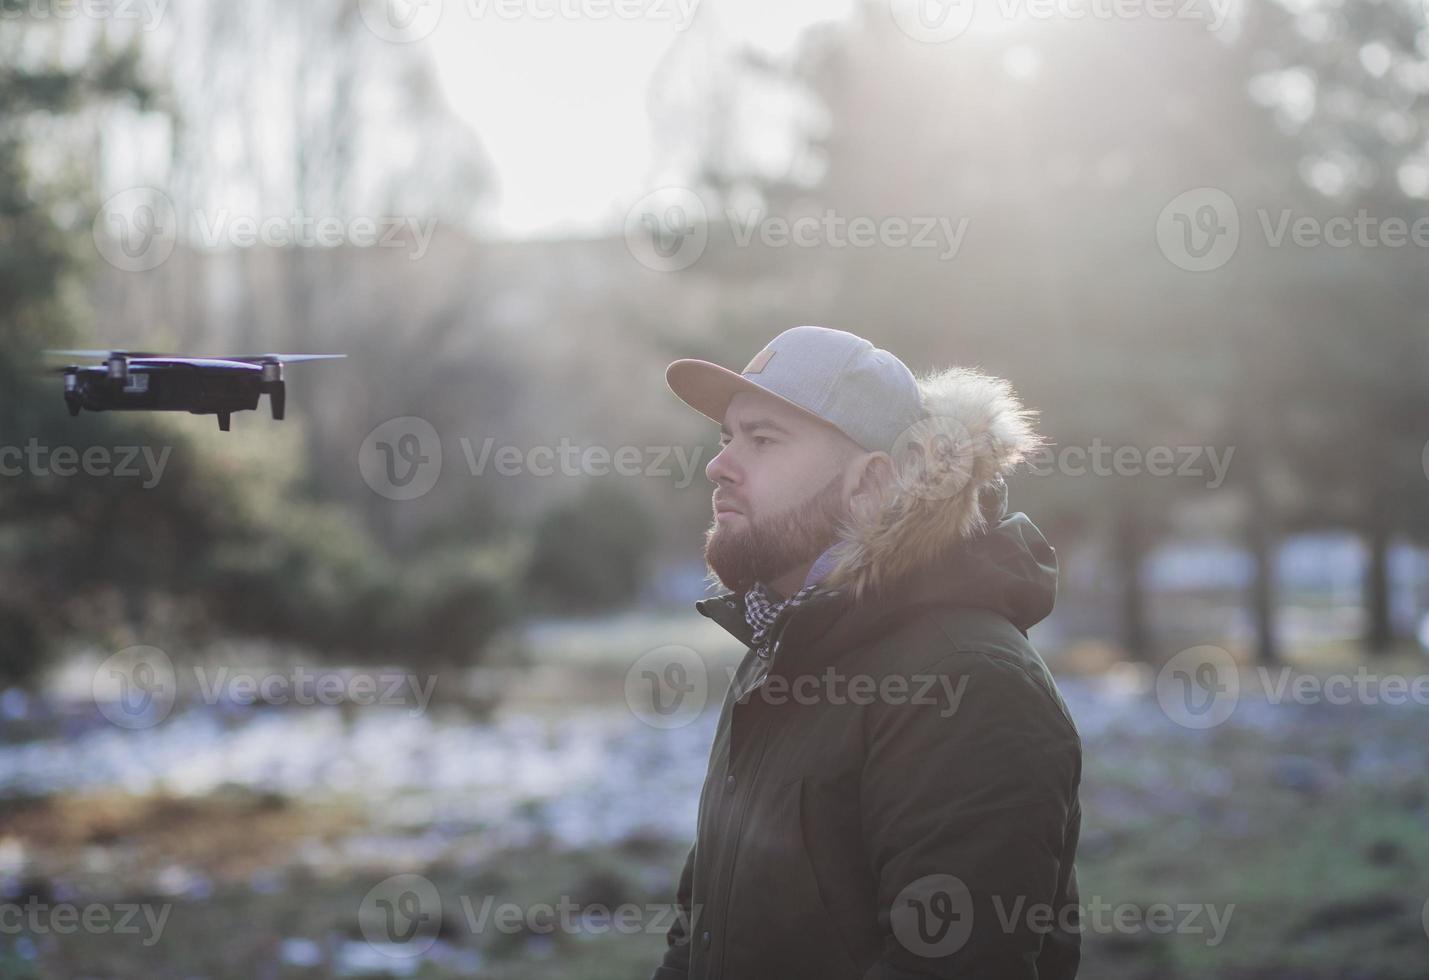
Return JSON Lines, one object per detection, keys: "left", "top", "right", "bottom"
{"left": 44, "top": 350, "right": 346, "bottom": 364}
{"left": 224, "top": 354, "right": 348, "bottom": 364}
{"left": 43, "top": 348, "right": 167, "bottom": 359}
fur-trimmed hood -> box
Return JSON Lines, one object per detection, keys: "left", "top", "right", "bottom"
{"left": 818, "top": 366, "right": 1057, "bottom": 630}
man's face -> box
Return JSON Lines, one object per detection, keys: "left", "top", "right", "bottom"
{"left": 702, "top": 391, "right": 857, "bottom": 594}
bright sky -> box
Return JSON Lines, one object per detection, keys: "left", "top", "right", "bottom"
{"left": 427, "top": 0, "right": 854, "bottom": 237}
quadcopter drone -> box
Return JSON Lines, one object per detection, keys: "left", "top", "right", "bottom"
{"left": 46, "top": 349, "right": 347, "bottom": 431}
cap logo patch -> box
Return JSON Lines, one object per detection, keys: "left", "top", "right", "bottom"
{"left": 743, "top": 347, "right": 776, "bottom": 374}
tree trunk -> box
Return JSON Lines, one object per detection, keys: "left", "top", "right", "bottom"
{"left": 1364, "top": 507, "right": 1393, "bottom": 655}
{"left": 1114, "top": 500, "right": 1151, "bottom": 661}
{"left": 1245, "top": 452, "right": 1280, "bottom": 665}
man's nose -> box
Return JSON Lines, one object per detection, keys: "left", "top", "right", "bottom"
{"left": 706, "top": 443, "right": 737, "bottom": 486}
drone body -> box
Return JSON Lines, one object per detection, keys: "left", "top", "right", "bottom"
{"left": 49, "top": 351, "right": 346, "bottom": 431}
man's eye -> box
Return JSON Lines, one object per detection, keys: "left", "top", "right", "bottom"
{"left": 753, "top": 436, "right": 773, "bottom": 446}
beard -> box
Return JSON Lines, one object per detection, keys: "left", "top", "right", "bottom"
{"left": 703, "top": 469, "right": 848, "bottom": 594}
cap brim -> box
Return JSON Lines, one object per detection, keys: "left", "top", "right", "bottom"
{"left": 666, "top": 358, "right": 834, "bottom": 433}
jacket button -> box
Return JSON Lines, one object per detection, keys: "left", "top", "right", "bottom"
{"left": 701, "top": 930, "right": 711, "bottom": 949}
{"left": 725, "top": 774, "right": 736, "bottom": 793}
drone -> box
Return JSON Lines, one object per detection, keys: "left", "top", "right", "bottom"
{"left": 45, "top": 349, "right": 347, "bottom": 431}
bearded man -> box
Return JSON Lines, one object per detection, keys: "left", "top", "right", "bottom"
{"left": 651, "top": 325, "right": 1083, "bottom": 980}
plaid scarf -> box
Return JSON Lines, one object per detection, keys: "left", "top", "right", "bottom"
{"left": 742, "top": 581, "right": 822, "bottom": 659}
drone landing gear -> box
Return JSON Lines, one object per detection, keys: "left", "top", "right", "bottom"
{"left": 66, "top": 402, "right": 81, "bottom": 417}
{"left": 217, "top": 411, "right": 231, "bottom": 432}
{"left": 267, "top": 380, "right": 286, "bottom": 420}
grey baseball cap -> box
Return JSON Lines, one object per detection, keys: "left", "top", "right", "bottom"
{"left": 666, "top": 325, "right": 927, "bottom": 454}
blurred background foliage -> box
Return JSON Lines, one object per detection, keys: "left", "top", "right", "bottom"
{"left": 1, "top": 0, "right": 1423, "bottom": 683}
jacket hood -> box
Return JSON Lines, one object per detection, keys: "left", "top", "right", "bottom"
{"left": 902, "top": 476, "right": 1059, "bottom": 633}
{"left": 818, "top": 366, "right": 1054, "bottom": 623}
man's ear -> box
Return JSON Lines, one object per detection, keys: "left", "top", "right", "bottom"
{"left": 846, "top": 450, "right": 895, "bottom": 519}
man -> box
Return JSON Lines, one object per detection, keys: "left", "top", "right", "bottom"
{"left": 652, "top": 325, "right": 1082, "bottom": 980}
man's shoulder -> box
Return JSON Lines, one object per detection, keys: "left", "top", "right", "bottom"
{"left": 856, "top": 604, "right": 1079, "bottom": 739}
{"left": 857, "top": 603, "right": 1037, "bottom": 671}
